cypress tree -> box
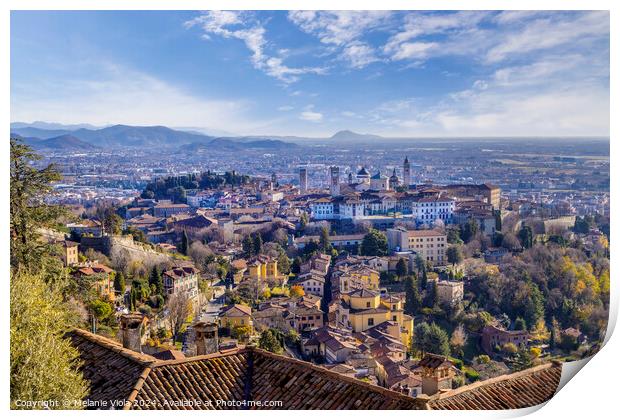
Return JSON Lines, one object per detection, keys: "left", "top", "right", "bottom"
{"left": 149, "top": 266, "right": 163, "bottom": 296}
{"left": 253, "top": 232, "right": 263, "bottom": 255}
{"left": 180, "top": 230, "right": 189, "bottom": 255}
{"left": 113, "top": 271, "right": 126, "bottom": 295}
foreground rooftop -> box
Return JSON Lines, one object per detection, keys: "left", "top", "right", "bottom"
{"left": 67, "top": 329, "right": 562, "bottom": 410}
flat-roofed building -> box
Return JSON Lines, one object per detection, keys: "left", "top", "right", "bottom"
{"left": 387, "top": 228, "right": 447, "bottom": 264}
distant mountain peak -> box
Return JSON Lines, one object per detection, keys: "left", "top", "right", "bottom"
{"left": 330, "top": 130, "right": 383, "bottom": 141}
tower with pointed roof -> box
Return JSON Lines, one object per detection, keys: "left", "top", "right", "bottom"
{"left": 330, "top": 166, "right": 340, "bottom": 197}
{"left": 390, "top": 168, "right": 400, "bottom": 189}
{"left": 403, "top": 156, "right": 411, "bottom": 189}
{"left": 299, "top": 167, "right": 308, "bottom": 193}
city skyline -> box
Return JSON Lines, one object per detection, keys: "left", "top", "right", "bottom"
{"left": 11, "top": 10, "right": 610, "bottom": 138}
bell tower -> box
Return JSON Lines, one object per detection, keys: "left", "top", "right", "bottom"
{"left": 403, "top": 156, "right": 411, "bottom": 189}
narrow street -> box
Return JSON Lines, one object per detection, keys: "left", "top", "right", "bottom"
{"left": 199, "top": 285, "right": 226, "bottom": 322}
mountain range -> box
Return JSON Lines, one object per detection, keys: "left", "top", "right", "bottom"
{"left": 10, "top": 122, "right": 384, "bottom": 151}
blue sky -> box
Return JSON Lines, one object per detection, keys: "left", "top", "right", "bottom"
{"left": 11, "top": 10, "right": 610, "bottom": 137}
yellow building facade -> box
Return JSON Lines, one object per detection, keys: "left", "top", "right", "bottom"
{"left": 342, "top": 290, "right": 413, "bottom": 347}
{"left": 219, "top": 304, "right": 253, "bottom": 331}
{"left": 247, "top": 258, "right": 279, "bottom": 281}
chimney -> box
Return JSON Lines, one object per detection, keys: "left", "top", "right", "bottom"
{"left": 419, "top": 354, "right": 455, "bottom": 396}
{"left": 119, "top": 313, "right": 144, "bottom": 353}
{"left": 194, "top": 321, "right": 219, "bottom": 355}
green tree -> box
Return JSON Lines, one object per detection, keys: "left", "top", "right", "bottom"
{"left": 148, "top": 266, "right": 163, "bottom": 296}
{"left": 414, "top": 254, "right": 425, "bottom": 274}
{"left": 396, "top": 258, "right": 408, "bottom": 278}
{"left": 285, "top": 329, "right": 300, "bottom": 345}
{"left": 514, "top": 317, "right": 527, "bottom": 331}
{"left": 242, "top": 235, "right": 254, "bottom": 257}
{"left": 124, "top": 226, "right": 147, "bottom": 243}
{"left": 424, "top": 279, "right": 437, "bottom": 308}
{"left": 89, "top": 299, "right": 113, "bottom": 321}
{"left": 259, "top": 329, "right": 283, "bottom": 354}
{"left": 360, "top": 229, "right": 388, "bottom": 256}
{"left": 412, "top": 322, "right": 450, "bottom": 356}
{"left": 446, "top": 245, "right": 464, "bottom": 266}
{"left": 518, "top": 225, "right": 533, "bottom": 249}
{"left": 427, "top": 323, "right": 450, "bottom": 356}
{"left": 494, "top": 210, "right": 502, "bottom": 232}
{"left": 420, "top": 265, "right": 428, "bottom": 290}
{"left": 278, "top": 253, "right": 291, "bottom": 275}
{"left": 299, "top": 213, "right": 308, "bottom": 231}
{"left": 319, "top": 226, "right": 332, "bottom": 253}
{"left": 10, "top": 139, "right": 64, "bottom": 270}
{"left": 573, "top": 216, "right": 592, "bottom": 234}
{"left": 253, "top": 232, "right": 263, "bottom": 255}
{"left": 404, "top": 275, "right": 421, "bottom": 315}
{"left": 460, "top": 219, "right": 479, "bottom": 243}
{"left": 103, "top": 211, "right": 123, "bottom": 235}
{"left": 291, "top": 257, "right": 302, "bottom": 274}
{"left": 180, "top": 230, "right": 189, "bottom": 255}
{"left": 446, "top": 226, "right": 463, "bottom": 244}
{"left": 113, "top": 271, "right": 126, "bottom": 295}
{"left": 413, "top": 322, "right": 431, "bottom": 356}
{"left": 231, "top": 325, "right": 252, "bottom": 341}
{"left": 11, "top": 271, "right": 89, "bottom": 409}
{"left": 524, "top": 282, "right": 545, "bottom": 328}
{"left": 513, "top": 348, "right": 534, "bottom": 371}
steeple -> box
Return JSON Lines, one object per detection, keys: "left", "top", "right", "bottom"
{"left": 403, "top": 156, "right": 411, "bottom": 190}
{"left": 390, "top": 168, "right": 400, "bottom": 188}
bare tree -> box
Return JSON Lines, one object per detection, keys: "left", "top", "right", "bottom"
{"left": 200, "top": 226, "right": 226, "bottom": 244}
{"left": 188, "top": 241, "right": 213, "bottom": 269}
{"left": 84, "top": 248, "right": 111, "bottom": 266}
{"left": 450, "top": 324, "right": 468, "bottom": 355}
{"left": 167, "top": 292, "right": 191, "bottom": 342}
{"left": 501, "top": 232, "right": 521, "bottom": 250}
{"left": 272, "top": 228, "right": 288, "bottom": 245}
{"left": 109, "top": 245, "right": 131, "bottom": 274}
{"left": 502, "top": 212, "right": 520, "bottom": 233}
{"left": 355, "top": 220, "right": 373, "bottom": 233}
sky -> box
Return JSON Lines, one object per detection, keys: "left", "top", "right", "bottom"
{"left": 10, "top": 10, "right": 610, "bottom": 137}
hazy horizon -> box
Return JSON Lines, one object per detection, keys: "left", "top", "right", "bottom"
{"left": 10, "top": 120, "right": 611, "bottom": 142}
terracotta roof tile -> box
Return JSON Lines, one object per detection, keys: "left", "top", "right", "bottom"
{"left": 428, "top": 363, "right": 562, "bottom": 410}
{"left": 66, "top": 329, "right": 155, "bottom": 408}
{"left": 68, "top": 328, "right": 563, "bottom": 410}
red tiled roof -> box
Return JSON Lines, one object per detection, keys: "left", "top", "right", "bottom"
{"left": 67, "top": 328, "right": 563, "bottom": 410}
{"left": 428, "top": 362, "right": 562, "bottom": 410}
{"left": 220, "top": 304, "right": 252, "bottom": 317}
{"left": 76, "top": 263, "right": 114, "bottom": 276}
{"left": 67, "top": 328, "right": 422, "bottom": 410}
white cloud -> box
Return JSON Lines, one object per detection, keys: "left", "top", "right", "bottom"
{"left": 341, "top": 42, "right": 381, "bottom": 68}
{"left": 485, "top": 11, "right": 609, "bottom": 63}
{"left": 433, "top": 87, "right": 609, "bottom": 136}
{"left": 10, "top": 62, "right": 269, "bottom": 133}
{"left": 278, "top": 105, "right": 294, "bottom": 111}
{"left": 288, "top": 11, "right": 391, "bottom": 46}
{"left": 366, "top": 66, "right": 609, "bottom": 137}
{"left": 341, "top": 111, "right": 356, "bottom": 118}
{"left": 299, "top": 111, "right": 323, "bottom": 122}
{"left": 288, "top": 11, "right": 390, "bottom": 68}
{"left": 388, "top": 42, "right": 438, "bottom": 61}
{"left": 186, "top": 11, "right": 325, "bottom": 83}
{"left": 384, "top": 11, "right": 490, "bottom": 61}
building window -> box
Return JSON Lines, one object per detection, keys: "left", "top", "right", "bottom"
{"left": 368, "top": 318, "right": 374, "bottom": 326}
